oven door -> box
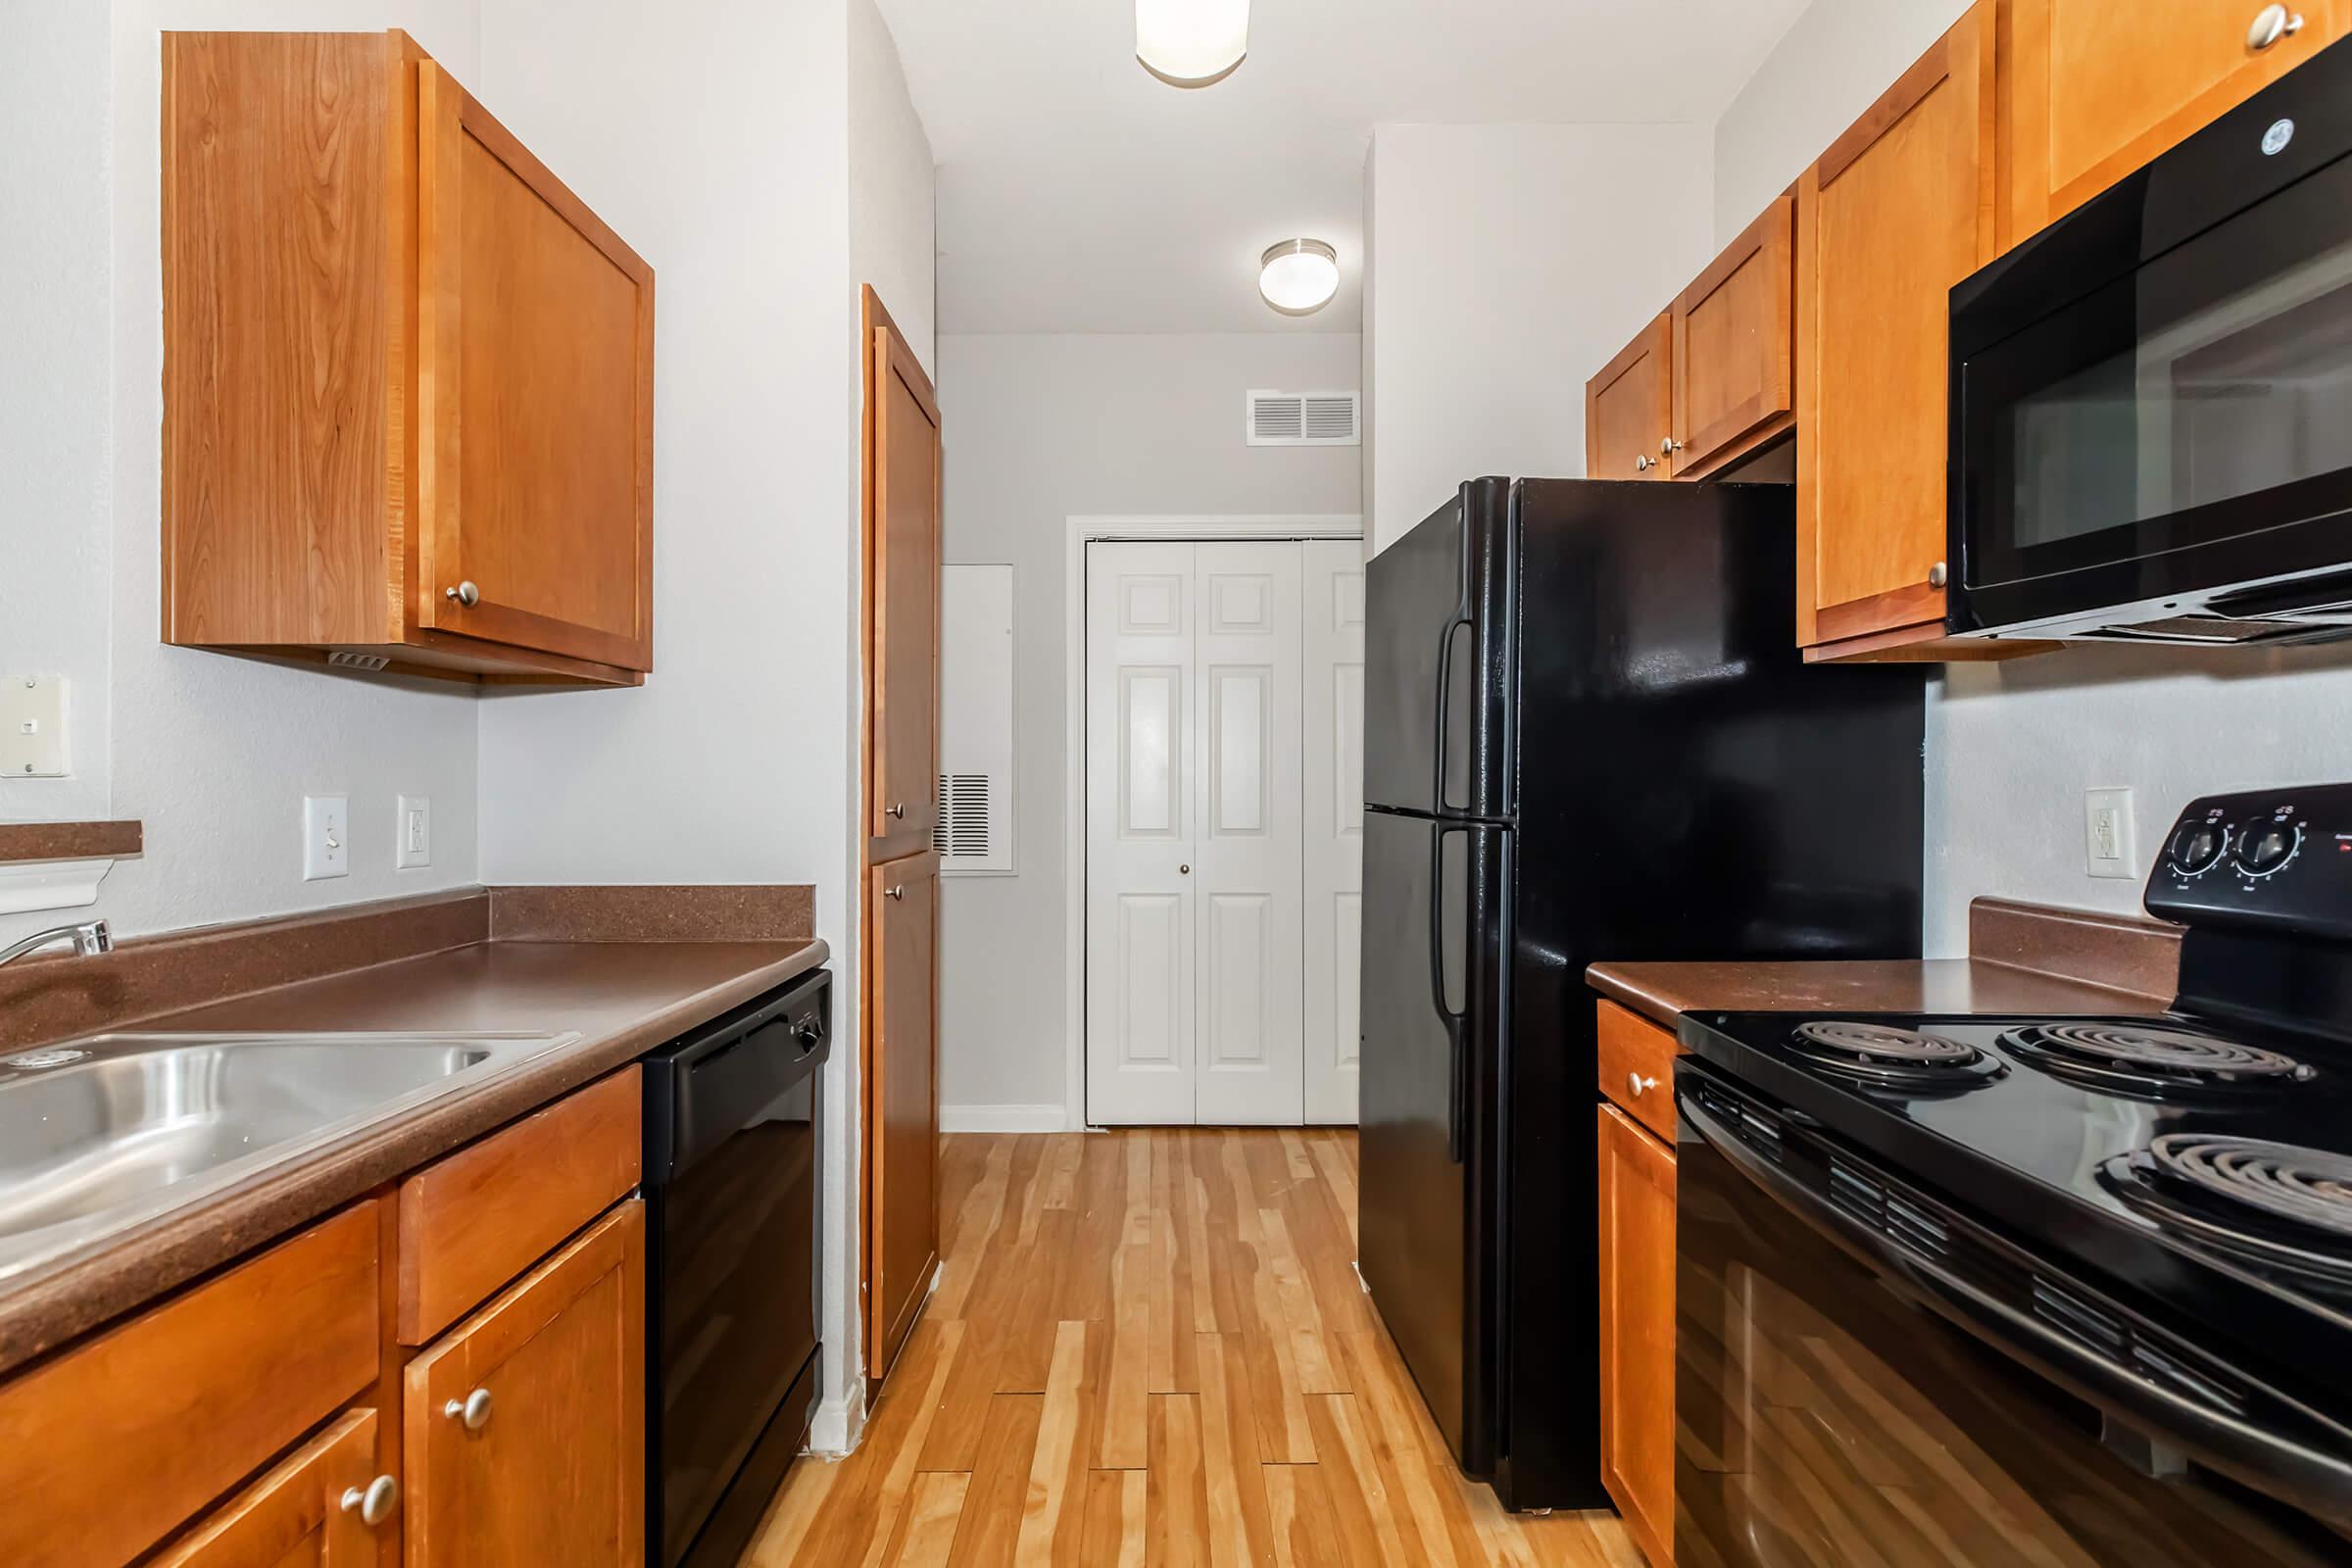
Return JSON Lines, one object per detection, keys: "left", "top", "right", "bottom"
{"left": 1674, "top": 1062, "right": 2352, "bottom": 1567}
{"left": 1949, "top": 78, "right": 2352, "bottom": 639}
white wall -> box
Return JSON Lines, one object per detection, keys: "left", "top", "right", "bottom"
{"left": 1362, "top": 122, "right": 1716, "bottom": 556}
{"left": 934, "top": 332, "right": 1360, "bottom": 1120}
{"left": 1713, "top": 0, "right": 2352, "bottom": 955}
{"left": 1, "top": 0, "right": 487, "bottom": 952}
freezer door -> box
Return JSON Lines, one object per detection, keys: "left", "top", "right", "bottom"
{"left": 1363, "top": 479, "right": 1516, "bottom": 820}
{"left": 1356, "top": 808, "right": 1508, "bottom": 1474}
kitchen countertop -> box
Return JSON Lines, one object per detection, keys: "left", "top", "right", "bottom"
{"left": 0, "top": 934, "right": 825, "bottom": 1375}
{"left": 1587, "top": 956, "right": 2170, "bottom": 1031}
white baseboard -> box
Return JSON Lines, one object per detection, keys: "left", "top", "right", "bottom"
{"left": 807, "top": 1376, "right": 866, "bottom": 1457}
{"left": 939, "top": 1102, "right": 1071, "bottom": 1133}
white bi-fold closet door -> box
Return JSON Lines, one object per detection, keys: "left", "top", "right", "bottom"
{"left": 1085, "top": 538, "right": 1364, "bottom": 1126}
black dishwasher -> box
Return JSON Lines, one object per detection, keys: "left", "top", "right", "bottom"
{"left": 642, "top": 967, "right": 828, "bottom": 1568}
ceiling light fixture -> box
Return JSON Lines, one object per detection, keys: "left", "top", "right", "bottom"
{"left": 1258, "top": 239, "right": 1339, "bottom": 317}
{"left": 1136, "top": 0, "right": 1250, "bottom": 88}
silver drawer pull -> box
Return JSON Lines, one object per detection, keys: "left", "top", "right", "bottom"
{"left": 1628, "top": 1071, "right": 1658, "bottom": 1097}
{"left": 341, "top": 1475, "right": 400, "bottom": 1527}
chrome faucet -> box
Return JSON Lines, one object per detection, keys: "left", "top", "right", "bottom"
{"left": 0, "top": 919, "right": 113, "bottom": 970}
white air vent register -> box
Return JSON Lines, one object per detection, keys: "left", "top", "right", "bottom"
{"left": 933, "top": 563, "right": 1016, "bottom": 874}
{"left": 1246, "top": 389, "right": 1359, "bottom": 447}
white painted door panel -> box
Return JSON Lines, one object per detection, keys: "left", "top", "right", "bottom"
{"left": 1302, "top": 540, "right": 1366, "bottom": 1124}
{"left": 1086, "top": 543, "right": 1199, "bottom": 1124}
{"left": 1192, "top": 543, "right": 1304, "bottom": 1125}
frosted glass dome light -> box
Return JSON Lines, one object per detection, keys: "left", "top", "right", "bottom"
{"left": 1258, "top": 239, "right": 1340, "bottom": 317}
{"left": 1136, "top": 0, "right": 1250, "bottom": 87}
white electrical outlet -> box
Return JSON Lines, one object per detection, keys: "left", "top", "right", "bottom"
{"left": 396, "top": 795, "right": 432, "bottom": 869}
{"left": 2084, "top": 786, "right": 2136, "bottom": 879}
{"left": 304, "top": 795, "right": 350, "bottom": 880}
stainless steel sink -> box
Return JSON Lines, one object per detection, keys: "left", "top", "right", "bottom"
{"left": 0, "top": 1030, "right": 579, "bottom": 1283}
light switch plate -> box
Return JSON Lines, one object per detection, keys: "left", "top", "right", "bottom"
{"left": 304, "top": 795, "right": 350, "bottom": 880}
{"left": 2084, "top": 786, "right": 2137, "bottom": 879}
{"left": 0, "top": 676, "right": 69, "bottom": 778}
{"left": 396, "top": 795, "right": 432, "bottom": 869}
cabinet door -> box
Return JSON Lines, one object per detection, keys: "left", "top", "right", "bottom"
{"left": 1597, "top": 1103, "right": 1676, "bottom": 1568}
{"left": 1672, "top": 192, "right": 1794, "bottom": 476}
{"left": 2004, "top": 0, "right": 2344, "bottom": 242}
{"left": 1796, "top": 7, "right": 1996, "bottom": 650}
{"left": 867, "top": 851, "right": 941, "bottom": 1382}
{"left": 405, "top": 1202, "right": 645, "bottom": 1568}
{"left": 1586, "top": 312, "right": 1674, "bottom": 480}
{"left": 413, "top": 64, "right": 656, "bottom": 672}
{"left": 866, "top": 290, "right": 944, "bottom": 860}
{"left": 154, "top": 1410, "right": 388, "bottom": 1568}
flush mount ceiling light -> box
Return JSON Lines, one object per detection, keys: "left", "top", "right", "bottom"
{"left": 1136, "top": 0, "right": 1250, "bottom": 88}
{"left": 1258, "top": 238, "right": 1339, "bottom": 317}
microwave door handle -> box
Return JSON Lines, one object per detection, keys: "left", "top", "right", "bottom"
{"left": 1682, "top": 1091, "right": 2352, "bottom": 1526}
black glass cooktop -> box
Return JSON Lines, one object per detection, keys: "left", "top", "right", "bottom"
{"left": 1682, "top": 1009, "right": 2352, "bottom": 1400}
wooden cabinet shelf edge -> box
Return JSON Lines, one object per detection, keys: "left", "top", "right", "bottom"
{"left": 162, "top": 29, "right": 655, "bottom": 689}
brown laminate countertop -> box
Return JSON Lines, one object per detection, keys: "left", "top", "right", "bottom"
{"left": 0, "top": 935, "right": 826, "bottom": 1375}
{"left": 1586, "top": 956, "right": 2167, "bottom": 1030}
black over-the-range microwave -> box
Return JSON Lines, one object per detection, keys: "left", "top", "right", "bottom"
{"left": 1947, "top": 32, "right": 2352, "bottom": 646}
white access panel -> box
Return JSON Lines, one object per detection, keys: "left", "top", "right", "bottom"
{"left": 937, "top": 563, "right": 1016, "bottom": 875}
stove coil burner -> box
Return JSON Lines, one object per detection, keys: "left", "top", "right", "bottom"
{"left": 2003, "top": 1022, "right": 2314, "bottom": 1097}
{"left": 1786, "top": 1021, "right": 2002, "bottom": 1091}
{"left": 2104, "top": 1134, "right": 2352, "bottom": 1283}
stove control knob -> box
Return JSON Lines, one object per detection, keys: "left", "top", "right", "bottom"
{"left": 2166, "top": 820, "right": 2228, "bottom": 876}
{"left": 2236, "top": 820, "right": 2302, "bottom": 878}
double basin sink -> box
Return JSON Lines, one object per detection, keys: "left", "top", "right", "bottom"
{"left": 0, "top": 1030, "right": 578, "bottom": 1285}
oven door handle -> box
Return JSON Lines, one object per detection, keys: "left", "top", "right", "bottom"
{"left": 1682, "top": 1089, "right": 2352, "bottom": 1525}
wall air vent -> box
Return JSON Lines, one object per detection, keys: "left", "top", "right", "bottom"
{"left": 937, "top": 563, "right": 1016, "bottom": 875}
{"left": 325, "top": 651, "right": 391, "bottom": 672}
{"left": 934, "top": 773, "right": 994, "bottom": 858}
{"left": 1247, "top": 389, "right": 1360, "bottom": 447}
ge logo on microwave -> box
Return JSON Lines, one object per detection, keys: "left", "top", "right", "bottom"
{"left": 2262, "top": 118, "right": 2296, "bottom": 156}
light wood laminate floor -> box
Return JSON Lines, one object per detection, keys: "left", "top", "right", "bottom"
{"left": 747, "top": 1129, "right": 1638, "bottom": 1566}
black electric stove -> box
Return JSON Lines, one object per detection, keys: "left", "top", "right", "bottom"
{"left": 1672, "top": 783, "right": 2352, "bottom": 1564}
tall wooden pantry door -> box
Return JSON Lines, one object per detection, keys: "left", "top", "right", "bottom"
{"left": 1084, "top": 538, "right": 1363, "bottom": 1126}
{"left": 859, "top": 287, "right": 940, "bottom": 1390}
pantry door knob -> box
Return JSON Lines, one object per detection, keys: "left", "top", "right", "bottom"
{"left": 444, "top": 580, "right": 480, "bottom": 608}
{"left": 887, "top": 884, "right": 906, "bottom": 901}
{"left": 341, "top": 1475, "right": 400, "bottom": 1527}
{"left": 887, "top": 802, "right": 906, "bottom": 819}
{"left": 2248, "top": 5, "right": 2304, "bottom": 50}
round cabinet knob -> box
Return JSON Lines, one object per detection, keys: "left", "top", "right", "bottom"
{"left": 1627, "top": 1071, "right": 1658, "bottom": 1097}
{"left": 886, "top": 884, "right": 906, "bottom": 901}
{"left": 443, "top": 580, "right": 480, "bottom": 608}
{"left": 2167, "top": 820, "right": 2228, "bottom": 876}
{"left": 887, "top": 802, "right": 906, "bottom": 819}
{"left": 1928, "top": 561, "right": 1949, "bottom": 589}
{"left": 445, "top": 1388, "right": 494, "bottom": 1431}
{"left": 341, "top": 1475, "right": 400, "bottom": 1528}
{"left": 1634, "top": 455, "right": 1651, "bottom": 472}
{"left": 1660, "top": 437, "right": 1683, "bottom": 458}
{"left": 2248, "top": 4, "right": 2305, "bottom": 50}
{"left": 2237, "top": 820, "right": 2299, "bottom": 876}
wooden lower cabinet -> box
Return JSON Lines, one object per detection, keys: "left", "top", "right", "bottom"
{"left": 1597, "top": 1102, "right": 1677, "bottom": 1568}
{"left": 866, "top": 850, "right": 941, "bottom": 1383}
{"left": 405, "top": 1202, "right": 646, "bottom": 1568}
{"left": 155, "top": 1409, "right": 388, "bottom": 1567}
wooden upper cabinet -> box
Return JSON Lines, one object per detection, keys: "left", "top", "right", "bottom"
{"left": 153, "top": 1409, "right": 389, "bottom": 1567}
{"left": 866, "top": 851, "right": 941, "bottom": 1383}
{"left": 405, "top": 1202, "right": 645, "bottom": 1568}
{"left": 1672, "top": 191, "right": 1795, "bottom": 477}
{"left": 1586, "top": 312, "right": 1674, "bottom": 481}
{"left": 2002, "top": 0, "right": 2345, "bottom": 243}
{"left": 1795, "top": 6, "right": 1997, "bottom": 654}
{"left": 1597, "top": 1102, "right": 1676, "bottom": 1568}
{"left": 864, "top": 288, "right": 944, "bottom": 859}
{"left": 163, "top": 30, "right": 654, "bottom": 688}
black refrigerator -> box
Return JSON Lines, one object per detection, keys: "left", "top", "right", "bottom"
{"left": 1357, "top": 477, "right": 1925, "bottom": 1511}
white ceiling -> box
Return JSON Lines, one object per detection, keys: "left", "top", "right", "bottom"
{"left": 875, "top": 0, "right": 1813, "bottom": 336}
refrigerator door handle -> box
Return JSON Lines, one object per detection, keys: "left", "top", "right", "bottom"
{"left": 1432, "top": 610, "right": 1472, "bottom": 817}
{"left": 1429, "top": 823, "right": 1468, "bottom": 1163}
